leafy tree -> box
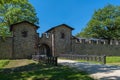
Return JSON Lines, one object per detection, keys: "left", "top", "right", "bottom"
{"left": 77, "top": 4, "right": 120, "bottom": 41}
{"left": 0, "top": 0, "right": 39, "bottom": 37}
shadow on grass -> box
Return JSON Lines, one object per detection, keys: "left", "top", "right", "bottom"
{"left": 0, "top": 63, "right": 94, "bottom": 80}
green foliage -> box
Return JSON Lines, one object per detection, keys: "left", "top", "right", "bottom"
{"left": 0, "top": 60, "right": 94, "bottom": 80}
{"left": 77, "top": 4, "right": 120, "bottom": 40}
{"left": 0, "top": 0, "right": 38, "bottom": 37}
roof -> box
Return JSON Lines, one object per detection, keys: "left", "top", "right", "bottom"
{"left": 46, "top": 24, "right": 74, "bottom": 33}
{"left": 10, "top": 21, "right": 39, "bottom": 31}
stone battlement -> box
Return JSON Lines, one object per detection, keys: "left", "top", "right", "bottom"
{"left": 39, "top": 33, "right": 53, "bottom": 39}
{"left": 73, "top": 38, "right": 120, "bottom": 45}
{"left": 1, "top": 20, "right": 120, "bottom": 59}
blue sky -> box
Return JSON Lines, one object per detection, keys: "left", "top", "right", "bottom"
{"left": 29, "top": 0, "right": 120, "bottom": 35}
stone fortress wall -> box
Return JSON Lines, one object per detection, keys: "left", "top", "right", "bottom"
{"left": 72, "top": 38, "right": 120, "bottom": 56}
{"left": 0, "top": 21, "right": 38, "bottom": 59}
{"left": 0, "top": 37, "right": 13, "bottom": 59}
{"left": 0, "top": 21, "right": 120, "bottom": 59}
{"left": 39, "top": 29, "right": 120, "bottom": 56}
{"left": 39, "top": 33, "right": 53, "bottom": 56}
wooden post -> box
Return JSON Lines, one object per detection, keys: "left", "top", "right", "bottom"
{"left": 52, "top": 34, "right": 55, "bottom": 56}
{"left": 55, "top": 57, "right": 58, "bottom": 66}
{"left": 103, "top": 55, "right": 106, "bottom": 64}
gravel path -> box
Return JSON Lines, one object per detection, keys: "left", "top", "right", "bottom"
{"left": 58, "top": 59, "right": 120, "bottom": 80}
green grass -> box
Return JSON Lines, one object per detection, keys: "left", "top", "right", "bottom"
{"left": 60, "top": 56, "right": 120, "bottom": 65}
{"left": 76, "top": 56, "right": 120, "bottom": 65}
{"left": 106, "top": 56, "right": 120, "bottom": 63}
{"left": 0, "top": 60, "right": 94, "bottom": 80}
{"left": 4, "top": 59, "right": 35, "bottom": 68}
{"left": 0, "top": 60, "right": 9, "bottom": 68}
{"left": 106, "top": 56, "right": 120, "bottom": 65}
{"left": 77, "top": 56, "right": 120, "bottom": 65}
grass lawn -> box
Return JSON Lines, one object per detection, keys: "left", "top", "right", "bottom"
{"left": 106, "top": 56, "right": 120, "bottom": 65}
{"left": 0, "top": 60, "right": 9, "bottom": 68}
{"left": 0, "top": 59, "right": 94, "bottom": 80}
{"left": 78, "top": 56, "right": 120, "bottom": 65}
{"left": 61, "top": 56, "right": 120, "bottom": 65}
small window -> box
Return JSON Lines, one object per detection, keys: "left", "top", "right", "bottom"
{"left": 61, "top": 33, "right": 65, "bottom": 39}
{"left": 21, "top": 31, "right": 28, "bottom": 37}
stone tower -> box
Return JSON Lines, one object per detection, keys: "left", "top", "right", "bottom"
{"left": 10, "top": 21, "right": 39, "bottom": 59}
{"left": 46, "top": 24, "right": 74, "bottom": 56}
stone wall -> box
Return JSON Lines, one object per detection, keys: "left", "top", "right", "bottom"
{"left": 72, "top": 39, "right": 120, "bottom": 56}
{"left": 1, "top": 22, "right": 120, "bottom": 59}
{"left": 12, "top": 22, "right": 37, "bottom": 59}
{"left": 48, "top": 25, "right": 72, "bottom": 56}
{"left": 0, "top": 37, "right": 13, "bottom": 59}
{"left": 39, "top": 33, "right": 53, "bottom": 56}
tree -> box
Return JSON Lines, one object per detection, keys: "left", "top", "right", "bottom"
{"left": 0, "top": 0, "right": 39, "bottom": 37}
{"left": 76, "top": 4, "right": 120, "bottom": 41}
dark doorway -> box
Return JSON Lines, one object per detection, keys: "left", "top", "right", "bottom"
{"left": 39, "top": 44, "right": 52, "bottom": 57}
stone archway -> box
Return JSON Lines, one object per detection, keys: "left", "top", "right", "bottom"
{"left": 39, "top": 44, "right": 52, "bottom": 57}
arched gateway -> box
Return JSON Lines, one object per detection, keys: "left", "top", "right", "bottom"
{"left": 38, "top": 44, "right": 52, "bottom": 57}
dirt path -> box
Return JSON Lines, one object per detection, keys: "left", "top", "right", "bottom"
{"left": 58, "top": 59, "right": 120, "bottom": 80}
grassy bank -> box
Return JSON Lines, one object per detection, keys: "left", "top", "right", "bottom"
{"left": 61, "top": 56, "right": 120, "bottom": 65}
{"left": 0, "top": 60, "right": 94, "bottom": 80}
{"left": 106, "top": 56, "right": 120, "bottom": 65}
{"left": 0, "top": 60, "right": 9, "bottom": 68}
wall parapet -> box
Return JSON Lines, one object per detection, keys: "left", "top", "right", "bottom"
{"left": 39, "top": 33, "right": 52, "bottom": 39}
{"left": 72, "top": 38, "right": 120, "bottom": 45}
